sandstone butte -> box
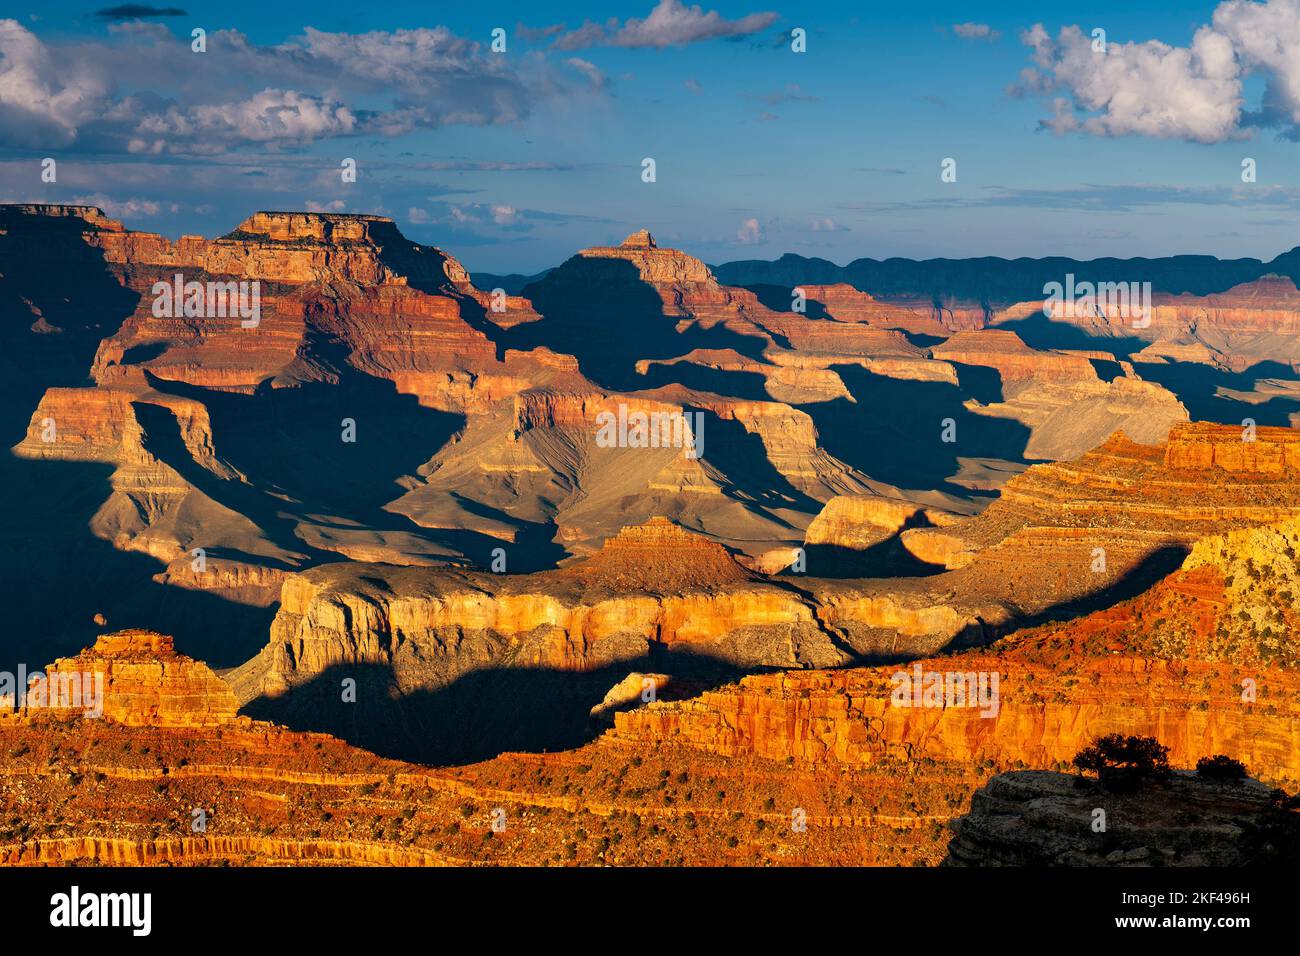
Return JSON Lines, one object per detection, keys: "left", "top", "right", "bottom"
{"left": 26, "top": 630, "right": 239, "bottom": 727}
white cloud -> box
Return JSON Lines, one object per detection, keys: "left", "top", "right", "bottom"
{"left": 0, "top": 18, "right": 111, "bottom": 147}
{"left": 1212, "top": 0, "right": 1300, "bottom": 127}
{"left": 1012, "top": 1, "right": 1300, "bottom": 143}
{"left": 1014, "top": 22, "right": 1242, "bottom": 142}
{"left": 129, "top": 89, "right": 359, "bottom": 154}
{"left": 305, "top": 199, "right": 347, "bottom": 213}
{"left": 809, "top": 217, "right": 847, "bottom": 232}
{"left": 68, "top": 192, "right": 162, "bottom": 217}
{"left": 0, "top": 19, "right": 587, "bottom": 153}
{"left": 953, "top": 23, "right": 1000, "bottom": 42}
{"left": 554, "top": 0, "right": 777, "bottom": 50}
{"left": 564, "top": 57, "right": 608, "bottom": 90}
{"left": 736, "top": 217, "right": 761, "bottom": 243}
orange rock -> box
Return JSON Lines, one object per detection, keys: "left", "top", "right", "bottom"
{"left": 33, "top": 629, "right": 239, "bottom": 727}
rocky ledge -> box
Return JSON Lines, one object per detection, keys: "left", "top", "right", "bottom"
{"left": 944, "top": 769, "right": 1296, "bottom": 866}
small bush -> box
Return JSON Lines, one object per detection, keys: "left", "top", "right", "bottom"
{"left": 1196, "top": 754, "right": 1248, "bottom": 781}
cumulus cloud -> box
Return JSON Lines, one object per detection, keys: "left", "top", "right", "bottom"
{"left": 736, "top": 217, "right": 762, "bottom": 243}
{"left": 809, "top": 217, "right": 848, "bottom": 231}
{"left": 1212, "top": 0, "right": 1300, "bottom": 130}
{"left": 564, "top": 57, "right": 608, "bottom": 90}
{"left": 69, "top": 192, "right": 164, "bottom": 216}
{"left": 0, "top": 18, "right": 112, "bottom": 147}
{"left": 0, "top": 18, "right": 584, "bottom": 153}
{"left": 128, "top": 89, "right": 359, "bottom": 154}
{"left": 953, "top": 23, "right": 1000, "bottom": 41}
{"left": 1014, "top": 23, "right": 1241, "bottom": 142}
{"left": 1012, "top": 0, "right": 1300, "bottom": 142}
{"left": 552, "top": 0, "right": 777, "bottom": 50}
{"left": 490, "top": 204, "right": 520, "bottom": 225}
{"left": 439, "top": 202, "right": 528, "bottom": 230}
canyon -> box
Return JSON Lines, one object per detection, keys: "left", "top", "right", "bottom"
{"left": 2, "top": 203, "right": 1299, "bottom": 866}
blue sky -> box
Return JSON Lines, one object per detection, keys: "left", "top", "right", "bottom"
{"left": 5, "top": 1, "right": 1300, "bottom": 271}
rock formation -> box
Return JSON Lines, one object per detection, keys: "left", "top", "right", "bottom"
{"left": 7, "top": 204, "right": 1300, "bottom": 868}
{"left": 608, "top": 516, "right": 1300, "bottom": 802}
{"left": 945, "top": 770, "right": 1294, "bottom": 866}
{"left": 226, "top": 517, "right": 858, "bottom": 762}
{"left": 31, "top": 629, "right": 238, "bottom": 726}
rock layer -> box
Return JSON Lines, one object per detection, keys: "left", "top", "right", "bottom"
{"left": 32, "top": 629, "right": 238, "bottom": 726}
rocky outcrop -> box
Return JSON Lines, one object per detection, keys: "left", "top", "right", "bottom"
{"left": 927, "top": 330, "right": 1189, "bottom": 459}
{"left": 932, "top": 330, "right": 1098, "bottom": 383}
{"left": 0, "top": 835, "right": 449, "bottom": 867}
{"left": 232, "top": 520, "right": 846, "bottom": 702}
{"left": 795, "top": 283, "right": 951, "bottom": 336}
{"left": 588, "top": 672, "right": 671, "bottom": 730}
{"left": 1165, "top": 421, "right": 1300, "bottom": 474}
{"left": 555, "top": 516, "right": 752, "bottom": 591}
{"left": 610, "top": 651, "right": 1300, "bottom": 784}
{"left": 900, "top": 424, "right": 1300, "bottom": 616}
{"left": 945, "top": 770, "right": 1292, "bottom": 866}
{"left": 0, "top": 706, "right": 956, "bottom": 866}
{"left": 84, "top": 209, "right": 545, "bottom": 411}
{"left": 804, "top": 495, "right": 930, "bottom": 549}
{"left": 996, "top": 275, "right": 1300, "bottom": 370}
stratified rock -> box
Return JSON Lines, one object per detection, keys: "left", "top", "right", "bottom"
{"left": 795, "top": 283, "right": 951, "bottom": 336}
{"left": 610, "top": 516, "right": 1300, "bottom": 790}
{"left": 620, "top": 229, "right": 657, "bottom": 249}
{"left": 899, "top": 423, "right": 1300, "bottom": 615}
{"left": 1165, "top": 421, "right": 1300, "bottom": 474}
{"left": 34, "top": 629, "right": 238, "bottom": 726}
{"left": 558, "top": 516, "right": 752, "bottom": 592}
{"left": 805, "top": 496, "right": 927, "bottom": 549}
{"left": 930, "top": 330, "right": 1189, "bottom": 459}
{"left": 997, "top": 274, "right": 1300, "bottom": 371}
{"left": 227, "top": 519, "right": 855, "bottom": 761}
{"left": 588, "top": 672, "right": 671, "bottom": 730}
